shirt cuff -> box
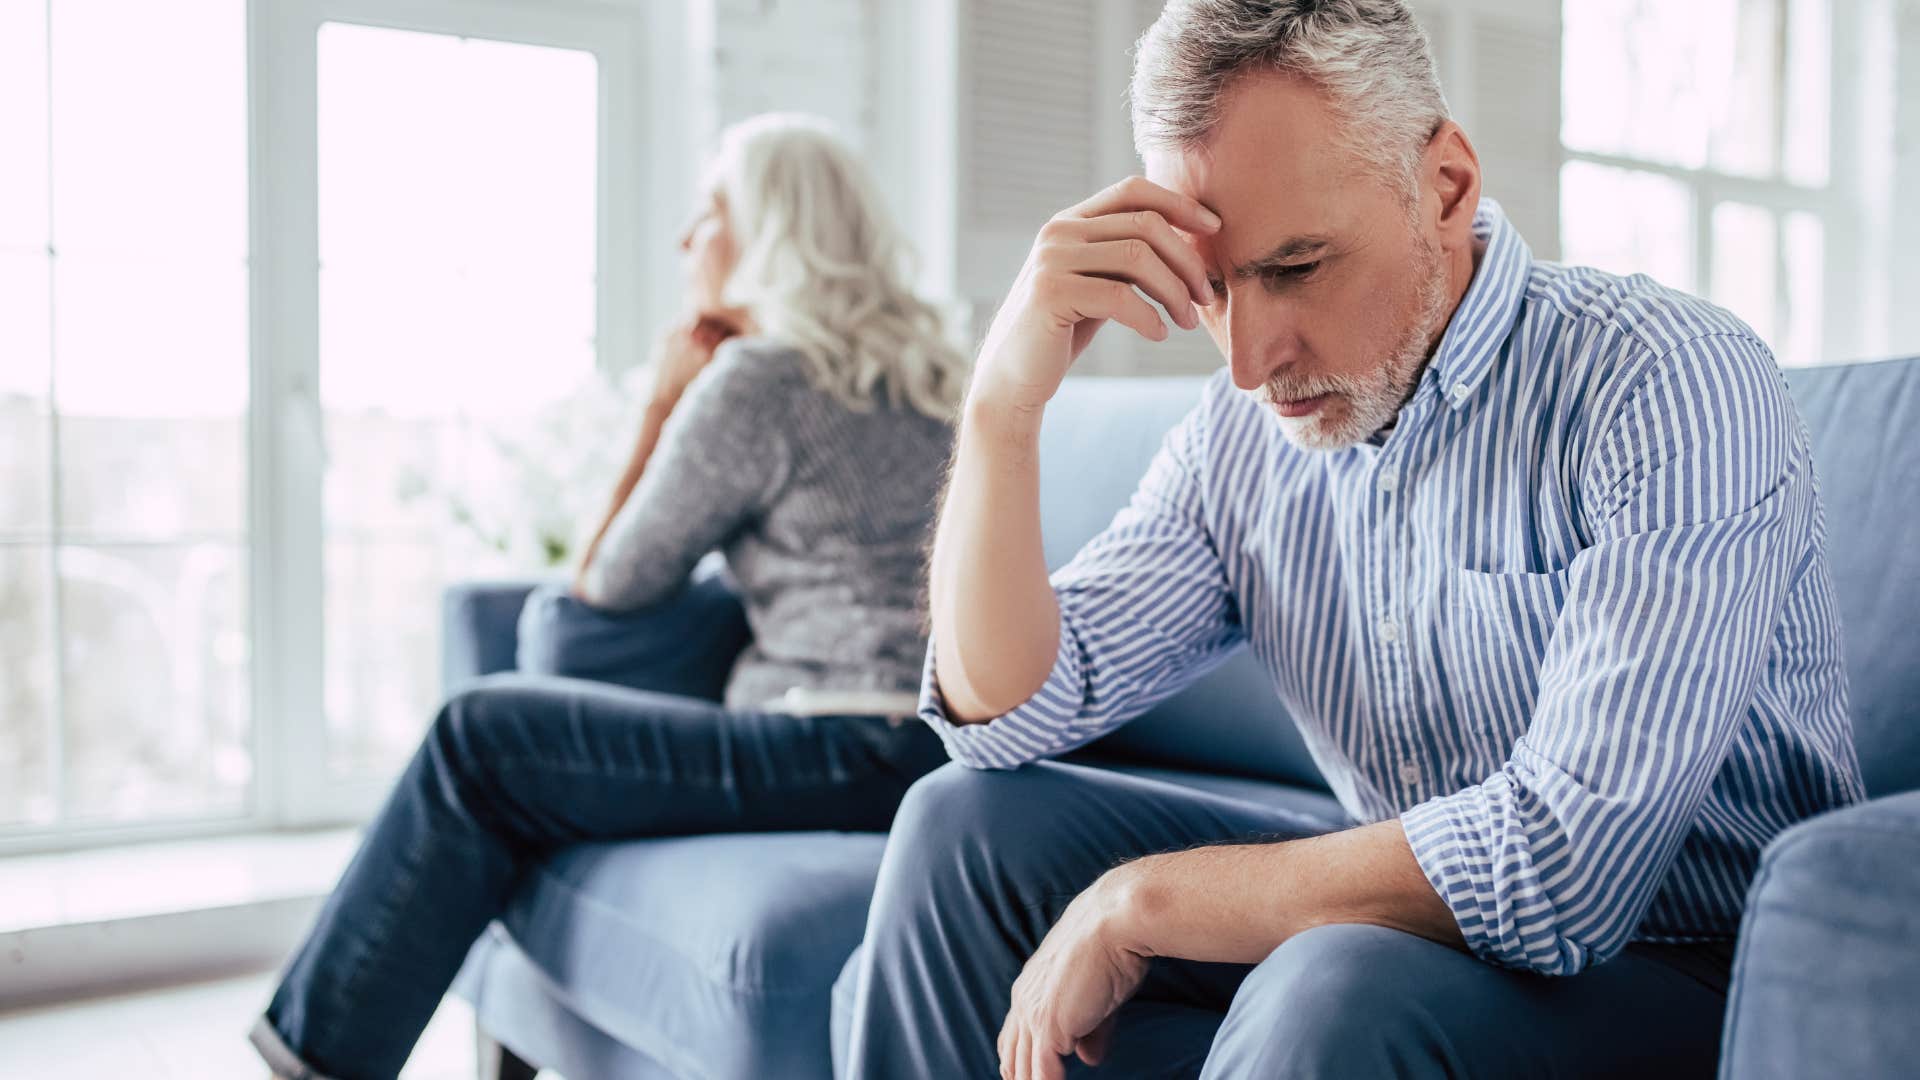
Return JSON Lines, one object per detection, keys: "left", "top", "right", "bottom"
{"left": 915, "top": 622, "right": 1088, "bottom": 770}
{"left": 1399, "top": 775, "right": 1590, "bottom": 976}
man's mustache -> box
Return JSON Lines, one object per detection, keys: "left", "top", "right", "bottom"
{"left": 1256, "top": 374, "right": 1353, "bottom": 406}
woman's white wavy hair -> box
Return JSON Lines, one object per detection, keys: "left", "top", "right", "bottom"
{"left": 709, "top": 113, "right": 969, "bottom": 420}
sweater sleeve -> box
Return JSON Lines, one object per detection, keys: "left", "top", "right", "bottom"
{"left": 575, "top": 340, "right": 792, "bottom": 611}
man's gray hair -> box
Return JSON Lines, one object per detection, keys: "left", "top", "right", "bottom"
{"left": 1130, "top": 0, "right": 1451, "bottom": 199}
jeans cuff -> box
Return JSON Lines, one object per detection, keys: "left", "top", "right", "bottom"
{"left": 249, "top": 1016, "right": 342, "bottom": 1080}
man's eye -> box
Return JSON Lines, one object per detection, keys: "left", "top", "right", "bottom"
{"left": 1205, "top": 276, "right": 1226, "bottom": 298}
{"left": 1263, "top": 261, "right": 1320, "bottom": 284}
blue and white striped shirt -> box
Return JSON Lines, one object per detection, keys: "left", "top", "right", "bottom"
{"left": 919, "top": 198, "right": 1866, "bottom": 976}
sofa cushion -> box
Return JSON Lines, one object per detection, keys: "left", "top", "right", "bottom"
{"left": 455, "top": 924, "right": 683, "bottom": 1080}
{"left": 1721, "top": 789, "right": 1920, "bottom": 1077}
{"left": 494, "top": 830, "right": 888, "bottom": 1080}
{"left": 1782, "top": 356, "right": 1920, "bottom": 796}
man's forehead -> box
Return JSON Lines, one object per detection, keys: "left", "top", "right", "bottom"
{"left": 1141, "top": 73, "right": 1373, "bottom": 263}
{"left": 1143, "top": 143, "right": 1347, "bottom": 269}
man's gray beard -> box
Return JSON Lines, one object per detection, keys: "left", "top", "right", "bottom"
{"left": 1260, "top": 245, "right": 1450, "bottom": 451}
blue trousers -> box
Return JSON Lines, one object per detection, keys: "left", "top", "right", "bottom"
{"left": 252, "top": 577, "right": 947, "bottom": 1080}
{"left": 843, "top": 762, "right": 1735, "bottom": 1078}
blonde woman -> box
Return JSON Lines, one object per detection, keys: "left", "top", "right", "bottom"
{"left": 252, "top": 114, "right": 966, "bottom": 1080}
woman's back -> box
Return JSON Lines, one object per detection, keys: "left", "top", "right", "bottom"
{"left": 578, "top": 336, "right": 953, "bottom": 710}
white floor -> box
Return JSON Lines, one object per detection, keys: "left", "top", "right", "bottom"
{"left": 0, "top": 969, "right": 479, "bottom": 1079}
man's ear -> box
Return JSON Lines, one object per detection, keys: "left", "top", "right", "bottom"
{"left": 1423, "top": 121, "right": 1481, "bottom": 242}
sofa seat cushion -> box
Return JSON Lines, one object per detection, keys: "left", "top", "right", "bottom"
{"left": 496, "top": 830, "right": 888, "bottom": 1080}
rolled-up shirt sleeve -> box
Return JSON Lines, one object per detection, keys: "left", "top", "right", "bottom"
{"left": 920, "top": 383, "right": 1244, "bottom": 769}
{"left": 1400, "top": 333, "right": 1814, "bottom": 975}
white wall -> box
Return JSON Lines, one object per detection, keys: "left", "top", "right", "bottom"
{"left": 709, "top": 0, "right": 874, "bottom": 146}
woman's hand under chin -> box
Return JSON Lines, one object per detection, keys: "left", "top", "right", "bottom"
{"left": 646, "top": 309, "right": 750, "bottom": 413}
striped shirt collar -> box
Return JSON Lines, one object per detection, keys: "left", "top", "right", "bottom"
{"left": 1413, "top": 197, "right": 1532, "bottom": 414}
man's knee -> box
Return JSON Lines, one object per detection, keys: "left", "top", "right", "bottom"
{"left": 889, "top": 762, "right": 1086, "bottom": 864}
{"left": 884, "top": 764, "right": 1017, "bottom": 878}
{"left": 1208, "top": 924, "right": 1450, "bottom": 1077}
{"left": 870, "top": 763, "right": 1087, "bottom": 926}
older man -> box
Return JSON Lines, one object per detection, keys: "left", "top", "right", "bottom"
{"left": 841, "top": 1, "right": 1865, "bottom": 1077}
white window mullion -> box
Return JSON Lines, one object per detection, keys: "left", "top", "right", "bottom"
{"left": 41, "top": 0, "right": 68, "bottom": 832}
{"left": 1692, "top": 178, "right": 1715, "bottom": 305}
{"left": 249, "top": 0, "right": 325, "bottom": 826}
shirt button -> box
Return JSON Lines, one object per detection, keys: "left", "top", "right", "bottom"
{"left": 1376, "top": 618, "right": 1400, "bottom": 643}
{"left": 1448, "top": 383, "right": 1472, "bottom": 406}
{"left": 1398, "top": 760, "right": 1421, "bottom": 786}
{"left": 1376, "top": 470, "right": 1399, "bottom": 493}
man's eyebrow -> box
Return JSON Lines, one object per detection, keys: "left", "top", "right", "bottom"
{"left": 1231, "top": 235, "right": 1334, "bottom": 277}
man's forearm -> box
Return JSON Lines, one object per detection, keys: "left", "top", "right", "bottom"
{"left": 927, "top": 396, "right": 1061, "bottom": 723}
{"left": 1107, "top": 819, "right": 1465, "bottom": 964}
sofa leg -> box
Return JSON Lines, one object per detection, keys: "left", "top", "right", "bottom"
{"left": 475, "top": 1025, "right": 540, "bottom": 1080}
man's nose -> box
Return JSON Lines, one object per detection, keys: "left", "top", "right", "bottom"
{"left": 1224, "top": 293, "right": 1275, "bottom": 391}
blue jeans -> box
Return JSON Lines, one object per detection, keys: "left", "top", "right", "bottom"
{"left": 252, "top": 578, "right": 946, "bottom": 1080}
{"left": 843, "top": 762, "right": 1736, "bottom": 1078}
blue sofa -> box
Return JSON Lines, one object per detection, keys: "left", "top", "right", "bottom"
{"left": 443, "top": 356, "right": 1919, "bottom": 1079}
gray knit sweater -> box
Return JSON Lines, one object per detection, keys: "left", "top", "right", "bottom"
{"left": 576, "top": 337, "right": 955, "bottom": 711}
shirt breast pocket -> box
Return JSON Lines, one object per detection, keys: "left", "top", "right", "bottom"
{"left": 1432, "top": 566, "right": 1571, "bottom": 752}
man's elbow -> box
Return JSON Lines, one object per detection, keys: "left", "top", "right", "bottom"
{"left": 1480, "top": 914, "right": 1628, "bottom": 978}
{"left": 933, "top": 627, "right": 1059, "bottom": 725}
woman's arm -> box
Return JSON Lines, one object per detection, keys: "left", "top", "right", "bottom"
{"left": 573, "top": 316, "right": 740, "bottom": 599}
{"left": 573, "top": 398, "right": 675, "bottom": 595}
{"left": 571, "top": 336, "right": 789, "bottom": 612}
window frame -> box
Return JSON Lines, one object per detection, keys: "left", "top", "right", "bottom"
{"left": 1557, "top": 0, "right": 1892, "bottom": 368}
{"left": 0, "top": 0, "right": 690, "bottom": 855}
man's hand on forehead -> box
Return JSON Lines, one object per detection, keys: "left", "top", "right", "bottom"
{"left": 966, "top": 175, "right": 1223, "bottom": 413}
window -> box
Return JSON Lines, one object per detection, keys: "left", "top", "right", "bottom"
{"left": 1, "top": 0, "right": 253, "bottom": 835}
{"left": 1559, "top": 0, "right": 1843, "bottom": 367}
{"left": 3, "top": 0, "right": 659, "bottom": 851}
{"left": 316, "top": 23, "right": 599, "bottom": 781}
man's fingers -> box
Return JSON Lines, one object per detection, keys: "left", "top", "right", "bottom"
{"left": 1067, "top": 174, "right": 1222, "bottom": 240}
{"left": 1048, "top": 239, "right": 1200, "bottom": 330}
{"left": 1054, "top": 210, "right": 1214, "bottom": 308}
{"left": 1030, "top": 1023, "right": 1057, "bottom": 1080}
{"left": 997, "top": 1006, "right": 1021, "bottom": 1079}
{"left": 1050, "top": 276, "right": 1167, "bottom": 342}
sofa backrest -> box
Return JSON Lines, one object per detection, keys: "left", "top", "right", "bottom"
{"left": 1039, "top": 356, "right": 1920, "bottom": 797}
{"left": 1781, "top": 356, "right": 1920, "bottom": 796}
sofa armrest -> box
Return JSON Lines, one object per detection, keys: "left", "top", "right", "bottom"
{"left": 1720, "top": 788, "right": 1920, "bottom": 1079}
{"left": 441, "top": 578, "right": 553, "bottom": 695}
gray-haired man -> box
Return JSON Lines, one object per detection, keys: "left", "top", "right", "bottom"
{"left": 841, "top": 0, "right": 1860, "bottom": 1077}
